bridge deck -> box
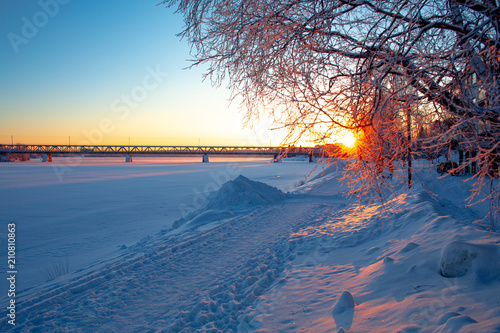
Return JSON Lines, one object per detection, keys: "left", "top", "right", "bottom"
{"left": 0, "top": 144, "right": 318, "bottom": 156}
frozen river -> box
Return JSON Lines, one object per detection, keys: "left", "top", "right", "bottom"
{"left": 0, "top": 156, "right": 323, "bottom": 294}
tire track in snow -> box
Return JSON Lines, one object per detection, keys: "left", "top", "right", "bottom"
{"left": 3, "top": 197, "right": 346, "bottom": 332}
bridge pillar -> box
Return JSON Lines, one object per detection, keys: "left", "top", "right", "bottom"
{"left": 42, "top": 154, "right": 52, "bottom": 162}
{"left": 273, "top": 154, "right": 282, "bottom": 163}
{"left": 309, "top": 153, "right": 313, "bottom": 163}
{"left": 125, "top": 154, "right": 132, "bottom": 162}
{"left": 202, "top": 154, "right": 209, "bottom": 163}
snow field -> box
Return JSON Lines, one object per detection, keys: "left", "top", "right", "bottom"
{"left": 1, "top": 157, "right": 500, "bottom": 332}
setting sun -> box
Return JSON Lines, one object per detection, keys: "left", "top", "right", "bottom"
{"left": 338, "top": 131, "right": 356, "bottom": 148}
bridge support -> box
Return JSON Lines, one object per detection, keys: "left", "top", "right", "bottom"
{"left": 309, "top": 153, "right": 313, "bottom": 163}
{"left": 42, "top": 154, "right": 52, "bottom": 162}
{"left": 125, "top": 154, "right": 132, "bottom": 162}
{"left": 273, "top": 154, "right": 282, "bottom": 163}
{"left": 202, "top": 154, "right": 209, "bottom": 163}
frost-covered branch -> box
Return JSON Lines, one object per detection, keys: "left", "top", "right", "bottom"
{"left": 163, "top": 0, "right": 500, "bottom": 227}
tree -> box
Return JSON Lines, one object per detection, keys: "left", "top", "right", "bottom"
{"left": 164, "top": 0, "right": 500, "bottom": 228}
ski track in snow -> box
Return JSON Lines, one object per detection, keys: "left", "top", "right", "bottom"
{"left": 4, "top": 195, "right": 347, "bottom": 332}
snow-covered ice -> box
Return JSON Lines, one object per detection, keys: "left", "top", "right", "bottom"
{"left": 0, "top": 157, "right": 319, "bottom": 291}
{"left": 0, "top": 156, "right": 499, "bottom": 332}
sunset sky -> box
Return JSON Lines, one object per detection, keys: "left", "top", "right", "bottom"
{"left": 0, "top": 1, "right": 280, "bottom": 147}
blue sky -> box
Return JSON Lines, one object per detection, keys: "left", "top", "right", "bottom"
{"left": 0, "top": 0, "right": 278, "bottom": 146}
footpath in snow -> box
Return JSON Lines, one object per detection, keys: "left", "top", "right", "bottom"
{"left": 1, "top": 159, "right": 500, "bottom": 332}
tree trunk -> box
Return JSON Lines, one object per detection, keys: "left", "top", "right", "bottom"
{"left": 407, "top": 110, "right": 412, "bottom": 189}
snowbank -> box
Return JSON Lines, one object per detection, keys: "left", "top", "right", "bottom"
{"left": 244, "top": 161, "right": 500, "bottom": 332}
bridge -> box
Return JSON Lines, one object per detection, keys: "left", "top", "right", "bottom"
{"left": 0, "top": 144, "right": 322, "bottom": 163}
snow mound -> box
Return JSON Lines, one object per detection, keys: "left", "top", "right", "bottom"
{"left": 436, "top": 314, "right": 478, "bottom": 333}
{"left": 437, "top": 312, "right": 462, "bottom": 325}
{"left": 440, "top": 241, "right": 500, "bottom": 281}
{"left": 206, "top": 175, "right": 287, "bottom": 210}
{"left": 333, "top": 290, "right": 355, "bottom": 314}
{"left": 399, "top": 242, "right": 420, "bottom": 253}
{"left": 439, "top": 241, "right": 477, "bottom": 277}
{"left": 173, "top": 175, "right": 287, "bottom": 229}
{"left": 332, "top": 291, "right": 355, "bottom": 331}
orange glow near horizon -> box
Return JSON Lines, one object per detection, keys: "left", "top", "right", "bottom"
{"left": 295, "top": 122, "right": 358, "bottom": 149}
